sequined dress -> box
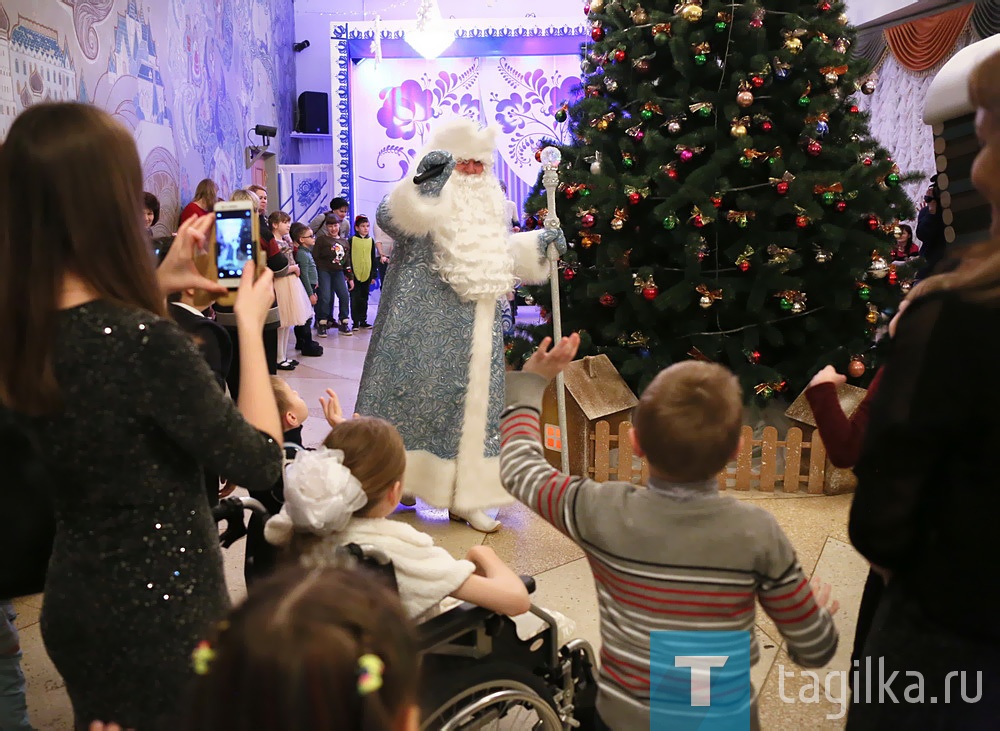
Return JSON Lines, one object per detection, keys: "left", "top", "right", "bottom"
{"left": 34, "top": 301, "right": 283, "bottom": 730}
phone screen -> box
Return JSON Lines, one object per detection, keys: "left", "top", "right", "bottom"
{"left": 215, "top": 208, "right": 255, "bottom": 280}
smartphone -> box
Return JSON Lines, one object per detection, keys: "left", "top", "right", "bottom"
{"left": 212, "top": 201, "right": 259, "bottom": 289}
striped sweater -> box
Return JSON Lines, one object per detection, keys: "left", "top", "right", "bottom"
{"left": 500, "top": 373, "right": 839, "bottom": 730}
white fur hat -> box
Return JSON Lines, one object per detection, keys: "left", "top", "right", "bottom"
{"left": 426, "top": 118, "right": 497, "bottom": 163}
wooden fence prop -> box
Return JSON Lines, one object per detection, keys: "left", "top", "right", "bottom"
{"left": 588, "top": 421, "right": 829, "bottom": 494}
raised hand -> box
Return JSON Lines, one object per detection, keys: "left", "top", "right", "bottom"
{"left": 808, "top": 365, "right": 846, "bottom": 389}
{"left": 320, "top": 388, "right": 347, "bottom": 427}
{"left": 413, "top": 150, "right": 455, "bottom": 198}
{"left": 233, "top": 261, "right": 275, "bottom": 332}
{"left": 157, "top": 214, "right": 227, "bottom": 297}
{"left": 538, "top": 227, "right": 568, "bottom": 257}
{"left": 523, "top": 333, "right": 581, "bottom": 382}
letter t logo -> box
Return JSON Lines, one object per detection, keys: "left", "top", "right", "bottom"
{"left": 675, "top": 655, "right": 729, "bottom": 706}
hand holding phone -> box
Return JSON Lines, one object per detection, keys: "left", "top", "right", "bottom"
{"left": 212, "top": 201, "right": 260, "bottom": 289}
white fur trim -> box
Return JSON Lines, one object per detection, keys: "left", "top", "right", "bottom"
{"left": 385, "top": 180, "right": 454, "bottom": 239}
{"left": 401, "top": 300, "right": 513, "bottom": 511}
{"left": 427, "top": 118, "right": 498, "bottom": 163}
{"left": 509, "top": 231, "right": 551, "bottom": 285}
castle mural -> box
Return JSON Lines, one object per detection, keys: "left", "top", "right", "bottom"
{"left": 0, "top": 0, "right": 295, "bottom": 235}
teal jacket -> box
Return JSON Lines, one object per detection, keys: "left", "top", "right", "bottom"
{"left": 295, "top": 246, "right": 319, "bottom": 294}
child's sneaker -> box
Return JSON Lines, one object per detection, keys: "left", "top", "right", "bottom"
{"left": 339, "top": 320, "right": 353, "bottom": 336}
{"left": 317, "top": 322, "right": 328, "bottom": 338}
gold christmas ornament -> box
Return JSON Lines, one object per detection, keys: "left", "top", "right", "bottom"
{"left": 676, "top": 0, "right": 704, "bottom": 22}
{"left": 632, "top": 5, "right": 649, "bottom": 23}
{"left": 868, "top": 251, "right": 889, "bottom": 279}
{"left": 610, "top": 207, "right": 628, "bottom": 230}
{"left": 784, "top": 36, "right": 803, "bottom": 53}
{"left": 730, "top": 122, "right": 748, "bottom": 137}
{"left": 590, "top": 0, "right": 605, "bottom": 11}
{"left": 695, "top": 283, "right": 723, "bottom": 308}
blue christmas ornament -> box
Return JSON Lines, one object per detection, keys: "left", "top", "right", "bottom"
{"left": 639, "top": 348, "right": 651, "bottom": 358}
{"left": 816, "top": 120, "right": 829, "bottom": 137}
{"left": 775, "top": 67, "right": 789, "bottom": 79}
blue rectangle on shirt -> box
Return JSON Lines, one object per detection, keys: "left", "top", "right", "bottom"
{"left": 650, "top": 631, "right": 752, "bottom": 731}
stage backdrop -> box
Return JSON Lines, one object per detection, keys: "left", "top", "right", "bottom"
{"left": 349, "top": 54, "right": 581, "bottom": 229}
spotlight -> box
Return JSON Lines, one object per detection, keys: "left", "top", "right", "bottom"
{"left": 254, "top": 124, "right": 277, "bottom": 140}
{"left": 293, "top": 40, "right": 310, "bottom": 52}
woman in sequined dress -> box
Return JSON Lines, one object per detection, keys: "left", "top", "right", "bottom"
{"left": 0, "top": 103, "right": 285, "bottom": 730}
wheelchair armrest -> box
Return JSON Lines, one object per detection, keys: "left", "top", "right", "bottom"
{"left": 520, "top": 575, "right": 536, "bottom": 594}
{"left": 419, "top": 601, "right": 496, "bottom": 652}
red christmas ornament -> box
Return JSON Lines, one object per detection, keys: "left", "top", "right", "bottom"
{"left": 563, "top": 268, "right": 576, "bottom": 281}
{"left": 848, "top": 358, "right": 866, "bottom": 378}
{"left": 749, "top": 17, "right": 763, "bottom": 29}
{"left": 599, "top": 293, "right": 617, "bottom": 307}
{"left": 761, "top": 120, "right": 773, "bottom": 132}
{"left": 751, "top": 75, "right": 765, "bottom": 88}
{"left": 710, "top": 195, "right": 722, "bottom": 208}
{"left": 628, "top": 191, "right": 642, "bottom": 205}
{"left": 796, "top": 215, "right": 810, "bottom": 228}
{"left": 613, "top": 48, "right": 626, "bottom": 62}
{"left": 776, "top": 181, "right": 789, "bottom": 195}
{"left": 642, "top": 285, "right": 660, "bottom": 300}
{"left": 738, "top": 259, "right": 751, "bottom": 272}
{"left": 591, "top": 24, "right": 605, "bottom": 41}
{"left": 836, "top": 200, "right": 848, "bottom": 212}
{"left": 635, "top": 59, "right": 651, "bottom": 74}
{"left": 862, "top": 157, "right": 873, "bottom": 166}
{"left": 584, "top": 3, "right": 590, "bottom": 14}
{"left": 807, "top": 140, "right": 822, "bottom": 156}
{"left": 818, "top": 0, "right": 832, "bottom": 11}
{"left": 565, "top": 189, "right": 576, "bottom": 200}
{"left": 888, "top": 269, "right": 898, "bottom": 285}
{"left": 849, "top": 104, "right": 860, "bottom": 114}
{"left": 867, "top": 215, "right": 879, "bottom": 230}
{"left": 692, "top": 214, "right": 705, "bottom": 228}
{"left": 581, "top": 213, "right": 596, "bottom": 228}
{"left": 666, "top": 166, "right": 679, "bottom": 180}
{"left": 748, "top": 349, "right": 761, "bottom": 364}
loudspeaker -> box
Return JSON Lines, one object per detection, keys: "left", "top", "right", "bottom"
{"left": 297, "top": 92, "right": 330, "bottom": 135}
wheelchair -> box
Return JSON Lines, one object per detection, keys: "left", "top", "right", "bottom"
{"left": 214, "top": 496, "right": 598, "bottom": 730}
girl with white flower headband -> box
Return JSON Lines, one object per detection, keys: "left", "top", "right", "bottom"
{"left": 265, "top": 416, "right": 532, "bottom": 620}
{"left": 184, "top": 565, "right": 420, "bottom": 731}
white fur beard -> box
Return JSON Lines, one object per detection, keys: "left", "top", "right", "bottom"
{"left": 430, "top": 172, "right": 515, "bottom": 302}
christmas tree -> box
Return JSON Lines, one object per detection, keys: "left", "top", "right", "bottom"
{"left": 516, "top": 0, "right": 917, "bottom": 400}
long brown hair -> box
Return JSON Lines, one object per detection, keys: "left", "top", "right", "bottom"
{"left": 185, "top": 565, "right": 420, "bottom": 731}
{"left": 0, "top": 103, "right": 166, "bottom": 415}
{"left": 193, "top": 178, "right": 219, "bottom": 208}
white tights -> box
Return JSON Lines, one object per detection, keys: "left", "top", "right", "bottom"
{"left": 278, "top": 326, "right": 292, "bottom": 363}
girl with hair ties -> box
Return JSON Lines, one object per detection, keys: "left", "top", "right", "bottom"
{"left": 184, "top": 565, "right": 421, "bottom": 731}
{"left": 0, "top": 103, "right": 285, "bottom": 730}
{"left": 846, "top": 50, "right": 1000, "bottom": 729}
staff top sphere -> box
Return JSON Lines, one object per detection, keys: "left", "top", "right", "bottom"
{"left": 540, "top": 146, "right": 562, "bottom": 167}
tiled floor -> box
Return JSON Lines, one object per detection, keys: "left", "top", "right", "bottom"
{"left": 14, "top": 292, "right": 868, "bottom": 729}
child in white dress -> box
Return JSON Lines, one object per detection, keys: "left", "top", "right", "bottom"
{"left": 267, "top": 211, "right": 313, "bottom": 369}
{"left": 264, "top": 415, "right": 531, "bottom": 620}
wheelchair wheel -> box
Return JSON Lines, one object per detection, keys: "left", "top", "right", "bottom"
{"left": 421, "top": 661, "right": 562, "bottom": 730}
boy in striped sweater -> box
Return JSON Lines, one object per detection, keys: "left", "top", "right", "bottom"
{"left": 500, "top": 334, "right": 839, "bottom": 730}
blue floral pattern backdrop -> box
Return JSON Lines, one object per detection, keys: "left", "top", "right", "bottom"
{"left": 0, "top": 0, "right": 296, "bottom": 234}
{"left": 350, "top": 55, "right": 581, "bottom": 228}
{"left": 278, "top": 164, "right": 336, "bottom": 226}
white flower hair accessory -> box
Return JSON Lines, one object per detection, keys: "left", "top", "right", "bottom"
{"left": 280, "top": 447, "right": 367, "bottom": 535}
